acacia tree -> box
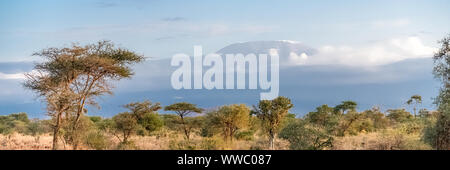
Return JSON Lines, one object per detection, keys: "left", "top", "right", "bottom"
{"left": 252, "top": 96, "right": 293, "bottom": 150}
{"left": 24, "top": 46, "right": 85, "bottom": 149}
{"left": 208, "top": 104, "right": 250, "bottom": 142}
{"left": 334, "top": 101, "right": 357, "bottom": 114}
{"left": 24, "top": 41, "right": 144, "bottom": 149}
{"left": 164, "top": 102, "right": 203, "bottom": 140}
{"left": 406, "top": 95, "right": 422, "bottom": 117}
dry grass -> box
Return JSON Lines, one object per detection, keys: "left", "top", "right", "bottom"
{"left": 0, "top": 133, "right": 53, "bottom": 150}
{"left": 0, "top": 131, "right": 289, "bottom": 150}
{"left": 332, "top": 129, "right": 432, "bottom": 150}
{"left": 2, "top": 129, "right": 430, "bottom": 150}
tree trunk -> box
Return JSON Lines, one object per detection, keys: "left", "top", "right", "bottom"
{"left": 269, "top": 131, "right": 275, "bottom": 150}
{"left": 180, "top": 115, "right": 190, "bottom": 140}
{"left": 269, "top": 137, "right": 274, "bottom": 150}
{"left": 52, "top": 111, "right": 62, "bottom": 150}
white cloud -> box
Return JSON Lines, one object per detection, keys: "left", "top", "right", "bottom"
{"left": 289, "top": 52, "right": 308, "bottom": 65}
{"left": 289, "top": 36, "right": 436, "bottom": 67}
{"left": 0, "top": 72, "right": 25, "bottom": 80}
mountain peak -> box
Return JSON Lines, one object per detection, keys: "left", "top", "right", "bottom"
{"left": 216, "top": 40, "right": 317, "bottom": 65}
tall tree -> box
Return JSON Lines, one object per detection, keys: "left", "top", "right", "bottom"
{"left": 431, "top": 35, "right": 450, "bottom": 150}
{"left": 164, "top": 102, "right": 203, "bottom": 140}
{"left": 252, "top": 96, "right": 293, "bottom": 150}
{"left": 24, "top": 41, "right": 144, "bottom": 149}
{"left": 406, "top": 95, "right": 422, "bottom": 117}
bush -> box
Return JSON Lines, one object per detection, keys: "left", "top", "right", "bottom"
{"left": 423, "top": 111, "right": 450, "bottom": 150}
{"left": 387, "top": 109, "right": 413, "bottom": 123}
{"left": 27, "top": 120, "right": 46, "bottom": 136}
{"left": 85, "top": 131, "right": 111, "bottom": 150}
{"left": 112, "top": 112, "right": 138, "bottom": 143}
{"left": 139, "top": 113, "right": 164, "bottom": 133}
{"left": 279, "top": 120, "right": 333, "bottom": 150}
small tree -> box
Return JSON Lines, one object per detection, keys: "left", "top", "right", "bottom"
{"left": 252, "top": 96, "right": 293, "bottom": 150}
{"left": 164, "top": 102, "right": 203, "bottom": 140}
{"left": 112, "top": 113, "right": 138, "bottom": 143}
{"left": 406, "top": 95, "right": 422, "bottom": 117}
{"left": 124, "top": 100, "right": 163, "bottom": 134}
{"left": 387, "top": 109, "right": 412, "bottom": 123}
{"left": 208, "top": 104, "right": 250, "bottom": 142}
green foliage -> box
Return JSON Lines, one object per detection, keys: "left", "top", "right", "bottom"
{"left": 111, "top": 101, "right": 165, "bottom": 137}
{"left": 305, "top": 104, "right": 340, "bottom": 133}
{"left": 85, "top": 131, "right": 111, "bottom": 150}
{"left": 423, "top": 111, "right": 450, "bottom": 150}
{"left": 164, "top": 102, "right": 203, "bottom": 117}
{"left": 207, "top": 104, "right": 250, "bottom": 141}
{"left": 112, "top": 113, "right": 138, "bottom": 142}
{"left": 252, "top": 96, "right": 293, "bottom": 149}
{"left": 27, "top": 120, "right": 45, "bottom": 136}
{"left": 430, "top": 34, "right": 450, "bottom": 150}
{"left": 62, "top": 115, "right": 96, "bottom": 148}
{"left": 0, "top": 113, "right": 32, "bottom": 135}
{"left": 362, "top": 107, "right": 390, "bottom": 129}
{"left": 161, "top": 114, "right": 182, "bottom": 131}
{"left": 139, "top": 113, "right": 164, "bottom": 133}
{"left": 89, "top": 116, "right": 103, "bottom": 123}
{"left": 279, "top": 120, "right": 333, "bottom": 150}
{"left": 387, "top": 109, "right": 413, "bottom": 123}
{"left": 334, "top": 101, "right": 357, "bottom": 114}
{"left": 164, "top": 102, "right": 203, "bottom": 140}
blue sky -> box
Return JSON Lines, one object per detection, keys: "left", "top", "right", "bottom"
{"left": 0, "top": 0, "right": 449, "bottom": 118}
{"left": 1, "top": 0, "right": 449, "bottom": 61}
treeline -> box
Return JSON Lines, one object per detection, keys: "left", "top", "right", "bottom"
{"left": 0, "top": 97, "right": 446, "bottom": 150}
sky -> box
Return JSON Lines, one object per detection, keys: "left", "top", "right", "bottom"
{"left": 0, "top": 0, "right": 449, "bottom": 118}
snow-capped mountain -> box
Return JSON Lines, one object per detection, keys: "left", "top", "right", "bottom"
{"left": 216, "top": 40, "right": 317, "bottom": 65}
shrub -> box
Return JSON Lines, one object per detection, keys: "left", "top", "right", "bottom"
{"left": 27, "top": 120, "right": 46, "bottom": 136}
{"left": 112, "top": 113, "right": 138, "bottom": 143}
{"left": 279, "top": 120, "right": 333, "bottom": 150}
{"left": 139, "top": 113, "right": 164, "bottom": 133}
{"left": 387, "top": 109, "right": 413, "bottom": 123}
{"left": 85, "top": 131, "right": 111, "bottom": 150}
{"left": 423, "top": 111, "right": 450, "bottom": 150}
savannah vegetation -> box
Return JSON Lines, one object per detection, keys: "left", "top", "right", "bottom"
{"left": 0, "top": 35, "right": 449, "bottom": 150}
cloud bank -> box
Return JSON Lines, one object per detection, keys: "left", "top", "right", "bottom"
{"left": 287, "top": 36, "right": 436, "bottom": 66}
